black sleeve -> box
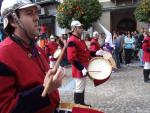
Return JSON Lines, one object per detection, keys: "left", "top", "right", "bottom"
{"left": 12, "top": 85, "right": 51, "bottom": 113}
{"left": 68, "top": 41, "right": 76, "bottom": 47}
{"left": 0, "top": 62, "right": 15, "bottom": 76}
{"left": 90, "top": 51, "right": 96, "bottom": 57}
{"left": 72, "top": 60, "right": 84, "bottom": 71}
{"left": 147, "top": 48, "right": 150, "bottom": 52}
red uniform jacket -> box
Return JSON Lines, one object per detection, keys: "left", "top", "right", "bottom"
{"left": 89, "top": 38, "right": 100, "bottom": 52}
{"left": 142, "top": 36, "right": 150, "bottom": 62}
{"left": 0, "top": 38, "right": 59, "bottom": 113}
{"left": 67, "top": 35, "right": 91, "bottom": 78}
{"left": 46, "top": 41, "right": 59, "bottom": 56}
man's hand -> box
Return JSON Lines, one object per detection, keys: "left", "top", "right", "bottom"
{"left": 82, "top": 67, "right": 88, "bottom": 77}
{"left": 41, "top": 67, "right": 65, "bottom": 97}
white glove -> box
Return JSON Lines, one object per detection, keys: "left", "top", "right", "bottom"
{"left": 82, "top": 68, "right": 88, "bottom": 76}
{"left": 96, "top": 50, "right": 104, "bottom": 56}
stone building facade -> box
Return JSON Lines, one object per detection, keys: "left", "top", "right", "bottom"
{"left": 96, "top": 0, "right": 146, "bottom": 33}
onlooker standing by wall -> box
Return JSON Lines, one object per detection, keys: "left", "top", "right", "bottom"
{"left": 99, "top": 32, "right": 105, "bottom": 48}
{"left": 137, "top": 28, "right": 145, "bottom": 67}
{"left": 132, "top": 30, "right": 139, "bottom": 60}
{"left": 123, "top": 32, "right": 135, "bottom": 65}
{"left": 117, "top": 32, "right": 125, "bottom": 64}
{"left": 112, "top": 32, "right": 120, "bottom": 68}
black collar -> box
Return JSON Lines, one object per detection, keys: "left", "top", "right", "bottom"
{"left": 11, "top": 34, "right": 39, "bottom": 57}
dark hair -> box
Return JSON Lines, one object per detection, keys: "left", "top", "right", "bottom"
{"left": 5, "top": 10, "right": 20, "bottom": 36}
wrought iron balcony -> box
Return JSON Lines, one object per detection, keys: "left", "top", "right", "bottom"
{"left": 111, "top": 0, "right": 139, "bottom": 5}
{"left": 32, "top": 0, "right": 59, "bottom": 2}
{"left": 32, "top": 0, "right": 60, "bottom": 6}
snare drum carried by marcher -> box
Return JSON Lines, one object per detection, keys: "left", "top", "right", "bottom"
{"left": 54, "top": 102, "right": 104, "bottom": 113}
{"left": 88, "top": 57, "right": 112, "bottom": 80}
{"left": 87, "top": 53, "right": 116, "bottom": 86}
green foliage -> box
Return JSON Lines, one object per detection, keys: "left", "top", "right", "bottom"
{"left": 134, "top": 0, "right": 150, "bottom": 23}
{"left": 57, "top": 0, "right": 102, "bottom": 29}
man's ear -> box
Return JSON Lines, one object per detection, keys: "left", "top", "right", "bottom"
{"left": 10, "top": 18, "right": 17, "bottom": 28}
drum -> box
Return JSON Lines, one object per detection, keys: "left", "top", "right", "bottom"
{"left": 103, "top": 52, "right": 116, "bottom": 69}
{"left": 53, "top": 48, "right": 62, "bottom": 59}
{"left": 87, "top": 57, "right": 112, "bottom": 80}
{"left": 54, "top": 102, "right": 104, "bottom": 113}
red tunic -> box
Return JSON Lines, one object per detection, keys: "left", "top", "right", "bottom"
{"left": 46, "top": 41, "right": 59, "bottom": 56}
{"left": 89, "top": 38, "right": 100, "bottom": 52}
{"left": 67, "top": 35, "right": 91, "bottom": 78}
{"left": 40, "top": 24, "right": 47, "bottom": 35}
{"left": 0, "top": 38, "right": 59, "bottom": 113}
{"left": 142, "top": 36, "right": 150, "bottom": 62}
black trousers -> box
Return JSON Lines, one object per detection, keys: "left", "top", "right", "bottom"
{"left": 124, "top": 48, "right": 132, "bottom": 64}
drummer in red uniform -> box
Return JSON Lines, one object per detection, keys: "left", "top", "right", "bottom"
{"left": 142, "top": 32, "right": 150, "bottom": 83}
{"left": 46, "top": 35, "right": 59, "bottom": 68}
{"left": 90, "top": 31, "right": 102, "bottom": 57}
{"left": 0, "top": 0, "right": 64, "bottom": 113}
{"left": 67, "top": 20, "right": 91, "bottom": 106}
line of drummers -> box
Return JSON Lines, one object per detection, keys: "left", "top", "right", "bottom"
{"left": 37, "top": 31, "right": 117, "bottom": 68}
{"left": 36, "top": 22, "right": 150, "bottom": 113}
{"left": 36, "top": 23, "right": 117, "bottom": 113}
{"left": 36, "top": 27, "right": 147, "bottom": 71}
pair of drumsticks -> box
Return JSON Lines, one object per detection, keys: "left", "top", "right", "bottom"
{"left": 41, "top": 44, "right": 67, "bottom": 97}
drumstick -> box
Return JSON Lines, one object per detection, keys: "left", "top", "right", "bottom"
{"left": 88, "top": 71, "right": 102, "bottom": 72}
{"left": 41, "top": 43, "right": 67, "bottom": 97}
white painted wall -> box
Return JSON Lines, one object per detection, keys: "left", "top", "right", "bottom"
{"left": 55, "top": 21, "right": 66, "bottom": 37}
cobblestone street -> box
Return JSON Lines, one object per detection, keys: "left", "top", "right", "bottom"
{"left": 59, "top": 61, "right": 150, "bottom": 113}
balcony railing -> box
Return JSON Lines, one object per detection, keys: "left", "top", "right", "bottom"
{"left": 32, "top": 0, "right": 60, "bottom": 3}
{"left": 32, "top": 0, "right": 60, "bottom": 7}
{"left": 111, "top": 0, "right": 139, "bottom": 5}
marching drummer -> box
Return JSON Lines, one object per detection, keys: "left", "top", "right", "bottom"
{"left": 67, "top": 20, "right": 91, "bottom": 106}
{"left": 0, "top": 0, "right": 64, "bottom": 113}
{"left": 46, "top": 35, "right": 59, "bottom": 68}
{"left": 89, "top": 31, "right": 102, "bottom": 57}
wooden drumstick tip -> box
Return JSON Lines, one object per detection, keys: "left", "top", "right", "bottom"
{"left": 41, "top": 68, "right": 60, "bottom": 97}
{"left": 41, "top": 44, "right": 67, "bottom": 97}
{"left": 41, "top": 80, "right": 51, "bottom": 97}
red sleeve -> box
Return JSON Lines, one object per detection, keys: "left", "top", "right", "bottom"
{"left": 67, "top": 41, "right": 77, "bottom": 63}
{"left": 0, "top": 75, "right": 18, "bottom": 113}
{"left": 90, "top": 43, "right": 97, "bottom": 52}
{"left": 142, "top": 38, "right": 149, "bottom": 51}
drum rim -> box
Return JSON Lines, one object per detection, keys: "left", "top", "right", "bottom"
{"left": 87, "top": 57, "right": 112, "bottom": 80}
{"left": 53, "top": 49, "right": 62, "bottom": 59}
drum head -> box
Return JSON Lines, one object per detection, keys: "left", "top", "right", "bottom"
{"left": 53, "top": 49, "right": 61, "bottom": 59}
{"left": 88, "top": 57, "right": 112, "bottom": 80}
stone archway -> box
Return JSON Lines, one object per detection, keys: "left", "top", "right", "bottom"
{"left": 117, "top": 18, "right": 136, "bottom": 32}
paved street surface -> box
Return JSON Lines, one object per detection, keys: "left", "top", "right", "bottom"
{"left": 59, "top": 61, "right": 150, "bottom": 113}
